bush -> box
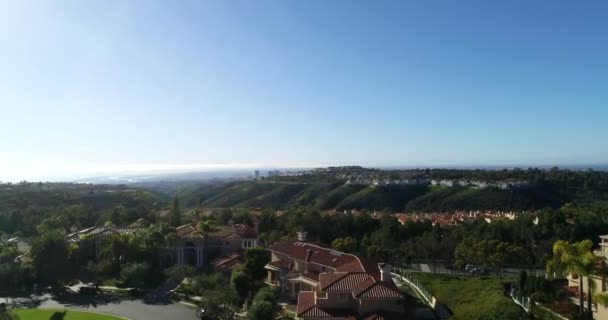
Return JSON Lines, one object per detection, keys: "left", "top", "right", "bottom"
{"left": 247, "top": 287, "right": 279, "bottom": 320}
{"left": 231, "top": 269, "right": 251, "bottom": 302}
{"left": 120, "top": 262, "right": 153, "bottom": 288}
{"left": 165, "top": 265, "right": 197, "bottom": 283}
{"left": 248, "top": 300, "right": 276, "bottom": 320}
{"left": 253, "top": 287, "right": 278, "bottom": 305}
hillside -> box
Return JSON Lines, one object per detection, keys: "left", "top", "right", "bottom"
{"left": 176, "top": 180, "right": 575, "bottom": 211}
{"left": 0, "top": 183, "right": 164, "bottom": 236}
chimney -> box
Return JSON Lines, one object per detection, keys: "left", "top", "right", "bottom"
{"left": 379, "top": 263, "right": 391, "bottom": 282}
{"left": 297, "top": 231, "right": 308, "bottom": 242}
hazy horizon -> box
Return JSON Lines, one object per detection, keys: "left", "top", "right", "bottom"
{"left": 2, "top": 162, "right": 608, "bottom": 183}
{"left": 1, "top": 1, "right": 607, "bottom": 182}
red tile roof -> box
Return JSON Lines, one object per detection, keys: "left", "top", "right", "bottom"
{"left": 212, "top": 251, "right": 244, "bottom": 271}
{"left": 302, "top": 272, "right": 321, "bottom": 282}
{"left": 268, "top": 241, "right": 366, "bottom": 271}
{"left": 296, "top": 291, "right": 316, "bottom": 316}
{"left": 266, "top": 259, "right": 292, "bottom": 270}
{"left": 354, "top": 282, "right": 403, "bottom": 299}
{"left": 296, "top": 292, "right": 357, "bottom": 319}
{"left": 66, "top": 226, "right": 135, "bottom": 243}
{"left": 320, "top": 272, "right": 375, "bottom": 292}
{"left": 176, "top": 223, "right": 258, "bottom": 240}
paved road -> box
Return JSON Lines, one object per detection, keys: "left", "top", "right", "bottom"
{"left": 400, "top": 264, "right": 545, "bottom": 277}
{"left": 2, "top": 293, "right": 197, "bottom": 320}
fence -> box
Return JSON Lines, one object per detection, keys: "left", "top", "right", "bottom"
{"left": 392, "top": 270, "right": 435, "bottom": 307}
{"left": 509, "top": 285, "right": 569, "bottom": 320}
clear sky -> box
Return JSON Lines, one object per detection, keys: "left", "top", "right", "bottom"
{"left": 1, "top": 0, "right": 607, "bottom": 181}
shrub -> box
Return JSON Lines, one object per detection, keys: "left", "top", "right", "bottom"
{"left": 120, "top": 262, "right": 153, "bottom": 288}
{"left": 165, "top": 265, "right": 197, "bottom": 283}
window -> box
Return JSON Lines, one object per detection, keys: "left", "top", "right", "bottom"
{"left": 242, "top": 240, "right": 254, "bottom": 248}
{"left": 321, "top": 266, "right": 327, "bottom": 272}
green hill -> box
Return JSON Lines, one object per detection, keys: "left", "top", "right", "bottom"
{"left": 0, "top": 183, "right": 163, "bottom": 236}
{"left": 175, "top": 180, "right": 571, "bottom": 211}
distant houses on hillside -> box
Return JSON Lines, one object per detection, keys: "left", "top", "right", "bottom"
{"left": 343, "top": 176, "right": 528, "bottom": 189}
{"left": 320, "top": 209, "right": 539, "bottom": 227}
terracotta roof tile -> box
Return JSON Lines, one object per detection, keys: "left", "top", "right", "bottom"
{"left": 67, "top": 226, "right": 135, "bottom": 243}
{"left": 296, "top": 291, "right": 316, "bottom": 316}
{"left": 268, "top": 241, "right": 364, "bottom": 270}
{"left": 301, "top": 272, "right": 320, "bottom": 282}
{"left": 355, "top": 282, "right": 403, "bottom": 299}
{"left": 212, "top": 251, "right": 244, "bottom": 271}
{"left": 321, "top": 273, "right": 374, "bottom": 291}
{"left": 297, "top": 292, "right": 358, "bottom": 319}
{"left": 176, "top": 223, "right": 258, "bottom": 240}
{"left": 267, "top": 259, "right": 292, "bottom": 270}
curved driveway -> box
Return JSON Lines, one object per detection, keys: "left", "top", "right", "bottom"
{"left": 4, "top": 293, "right": 197, "bottom": 320}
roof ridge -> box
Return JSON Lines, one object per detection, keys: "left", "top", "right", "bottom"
{"left": 296, "top": 291, "right": 317, "bottom": 316}
{"left": 320, "top": 272, "right": 350, "bottom": 290}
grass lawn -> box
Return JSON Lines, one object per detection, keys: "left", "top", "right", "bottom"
{"left": 14, "top": 309, "right": 125, "bottom": 320}
{"left": 411, "top": 273, "right": 526, "bottom": 320}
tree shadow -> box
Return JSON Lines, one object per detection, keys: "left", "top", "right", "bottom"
{"left": 49, "top": 310, "right": 67, "bottom": 320}
{"left": 49, "top": 288, "right": 135, "bottom": 308}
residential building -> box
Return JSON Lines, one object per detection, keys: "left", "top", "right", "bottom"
{"left": 67, "top": 226, "right": 136, "bottom": 263}
{"left": 565, "top": 235, "right": 608, "bottom": 320}
{"left": 170, "top": 222, "right": 258, "bottom": 267}
{"left": 67, "top": 222, "right": 258, "bottom": 269}
{"left": 265, "top": 232, "right": 407, "bottom": 320}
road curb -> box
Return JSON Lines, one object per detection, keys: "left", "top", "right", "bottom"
{"left": 35, "top": 307, "right": 135, "bottom": 320}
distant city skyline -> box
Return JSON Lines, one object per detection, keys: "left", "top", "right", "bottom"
{"left": 1, "top": 1, "right": 607, "bottom": 182}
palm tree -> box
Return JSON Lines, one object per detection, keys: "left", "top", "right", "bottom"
{"left": 546, "top": 240, "right": 599, "bottom": 320}
{"left": 194, "top": 219, "right": 218, "bottom": 265}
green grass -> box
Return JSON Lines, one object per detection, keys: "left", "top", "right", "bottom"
{"left": 14, "top": 309, "right": 125, "bottom": 320}
{"left": 412, "top": 273, "right": 525, "bottom": 320}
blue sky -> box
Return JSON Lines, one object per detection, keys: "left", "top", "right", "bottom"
{"left": 0, "top": 1, "right": 607, "bottom": 180}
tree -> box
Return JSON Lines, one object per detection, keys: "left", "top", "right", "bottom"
{"left": 331, "top": 237, "right": 358, "bottom": 253}
{"left": 0, "top": 303, "right": 19, "bottom": 320}
{"left": 243, "top": 247, "right": 270, "bottom": 296}
{"left": 110, "top": 206, "right": 122, "bottom": 226}
{"left": 120, "top": 262, "right": 153, "bottom": 288}
{"left": 194, "top": 219, "right": 218, "bottom": 265}
{"left": 248, "top": 287, "right": 278, "bottom": 320}
{"left": 199, "top": 288, "right": 239, "bottom": 320}
{"left": 170, "top": 196, "right": 182, "bottom": 228}
{"left": 165, "top": 265, "right": 197, "bottom": 283}
{"left": 243, "top": 247, "right": 270, "bottom": 283}
{"left": 30, "top": 231, "right": 72, "bottom": 285}
{"left": 519, "top": 270, "right": 528, "bottom": 293}
{"left": 231, "top": 268, "right": 251, "bottom": 303}
{"left": 546, "top": 240, "right": 599, "bottom": 319}
{"left": 247, "top": 301, "right": 274, "bottom": 320}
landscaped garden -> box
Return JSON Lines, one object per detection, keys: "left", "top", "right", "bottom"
{"left": 14, "top": 309, "right": 125, "bottom": 320}
{"left": 411, "top": 273, "right": 527, "bottom": 320}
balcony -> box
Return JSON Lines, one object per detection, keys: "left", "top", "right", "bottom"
{"left": 266, "top": 279, "right": 281, "bottom": 287}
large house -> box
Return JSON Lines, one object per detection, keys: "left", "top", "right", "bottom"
{"left": 67, "top": 226, "right": 136, "bottom": 263}
{"left": 170, "top": 222, "right": 259, "bottom": 267}
{"left": 265, "top": 232, "right": 407, "bottom": 320}
{"left": 66, "top": 222, "right": 259, "bottom": 269}
{"left": 565, "top": 235, "right": 608, "bottom": 320}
